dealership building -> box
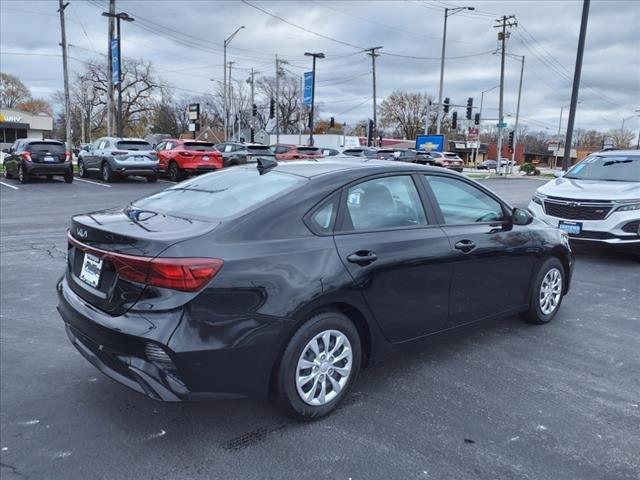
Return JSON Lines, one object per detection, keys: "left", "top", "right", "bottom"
{"left": 0, "top": 108, "right": 53, "bottom": 148}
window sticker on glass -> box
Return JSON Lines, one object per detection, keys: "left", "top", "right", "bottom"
{"left": 348, "top": 190, "right": 363, "bottom": 205}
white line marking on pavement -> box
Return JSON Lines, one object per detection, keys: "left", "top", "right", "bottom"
{"left": 158, "top": 179, "right": 176, "bottom": 184}
{"left": 0, "top": 181, "right": 19, "bottom": 190}
{"left": 75, "top": 178, "right": 111, "bottom": 187}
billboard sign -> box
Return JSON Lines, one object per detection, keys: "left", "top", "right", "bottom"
{"left": 416, "top": 134, "right": 445, "bottom": 152}
{"left": 111, "top": 38, "right": 120, "bottom": 85}
{"left": 188, "top": 103, "right": 200, "bottom": 121}
{"left": 303, "top": 72, "right": 313, "bottom": 107}
{"left": 468, "top": 127, "right": 479, "bottom": 141}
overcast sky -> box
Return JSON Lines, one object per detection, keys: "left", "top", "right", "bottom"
{"left": 1, "top": 0, "right": 639, "bottom": 136}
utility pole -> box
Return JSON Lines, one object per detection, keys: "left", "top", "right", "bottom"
{"left": 365, "top": 47, "right": 382, "bottom": 146}
{"left": 58, "top": 0, "right": 71, "bottom": 152}
{"left": 275, "top": 55, "right": 280, "bottom": 143}
{"left": 554, "top": 105, "right": 566, "bottom": 169}
{"left": 563, "top": 0, "right": 590, "bottom": 170}
{"left": 299, "top": 75, "right": 303, "bottom": 144}
{"left": 106, "top": 0, "right": 115, "bottom": 137}
{"left": 304, "top": 52, "right": 325, "bottom": 146}
{"left": 493, "top": 14, "right": 517, "bottom": 175}
{"left": 248, "top": 68, "right": 255, "bottom": 143}
{"left": 227, "top": 61, "right": 234, "bottom": 141}
{"left": 424, "top": 94, "right": 430, "bottom": 134}
{"left": 436, "top": 6, "right": 475, "bottom": 135}
{"left": 223, "top": 26, "right": 244, "bottom": 142}
{"left": 510, "top": 55, "right": 525, "bottom": 173}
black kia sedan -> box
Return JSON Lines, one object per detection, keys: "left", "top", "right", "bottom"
{"left": 57, "top": 159, "right": 573, "bottom": 419}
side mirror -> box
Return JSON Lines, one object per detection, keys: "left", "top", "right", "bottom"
{"left": 1, "top": 148, "right": 8, "bottom": 153}
{"left": 512, "top": 207, "right": 534, "bottom": 226}
{"left": 553, "top": 170, "right": 564, "bottom": 178}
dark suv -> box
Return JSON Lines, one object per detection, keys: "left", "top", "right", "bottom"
{"left": 215, "top": 142, "right": 275, "bottom": 167}
{"left": 3, "top": 139, "right": 73, "bottom": 183}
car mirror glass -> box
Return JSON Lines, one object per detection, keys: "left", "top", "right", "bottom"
{"left": 512, "top": 207, "right": 534, "bottom": 225}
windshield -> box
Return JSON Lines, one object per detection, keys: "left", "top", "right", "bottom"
{"left": 131, "top": 168, "right": 305, "bottom": 221}
{"left": 564, "top": 155, "right": 640, "bottom": 182}
{"left": 183, "top": 142, "right": 216, "bottom": 151}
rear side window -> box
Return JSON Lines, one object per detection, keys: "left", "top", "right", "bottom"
{"left": 132, "top": 168, "right": 305, "bottom": 221}
{"left": 117, "top": 141, "right": 152, "bottom": 150}
{"left": 27, "top": 142, "right": 65, "bottom": 154}
{"left": 343, "top": 176, "right": 427, "bottom": 231}
{"left": 307, "top": 194, "right": 339, "bottom": 235}
{"left": 183, "top": 142, "right": 216, "bottom": 151}
{"left": 248, "top": 146, "right": 272, "bottom": 152}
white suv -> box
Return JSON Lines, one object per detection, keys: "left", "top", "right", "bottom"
{"left": 528, "top": 150, "right": 640, "bottom": 249}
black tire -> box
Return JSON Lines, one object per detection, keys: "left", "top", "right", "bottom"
{"left": 522, "top": 257, "right": 565, "bottom": 325}
{"left": 64, "top": 171, "right": 74, "bottom": 184}
{"left": 18, "top": 163, "right": 29, "bottom": 184}
{"left": 46, "top": 175, "right": 53, "bottom": 180}
{"left": 101, "top": 162, "right": 114, "bottom": 182}
{"left": 168, "top": 162, "right": 182, "bottom": 182}
{"left": 78, "top": 160, "right": 88, "bottom": 178}
{"left": 3, "top": 166, "right": 12, "bottom": 179}
{"left": 146, "top": 174, "right": 158, "bottom": 183}
{"left": 275, "top": 311, "right": 361, "bottom": 420}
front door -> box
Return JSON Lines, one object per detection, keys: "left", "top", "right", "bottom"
{"left": 333, "top": 174, "right": 453, "bottom": 343}
{"left": 422, "top": 174, "right": 536, "bottom": 326}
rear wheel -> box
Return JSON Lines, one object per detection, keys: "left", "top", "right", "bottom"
{"left": 18, "top": 163, "right": 29, "bottom": 184}
{"left": 64, "top": 171, "right": 74, "bottom": 183}
{"left": 4, "top": 166, "right": 12, "bottom": 179}
{"left": 78, "top": 160, "right": 88, "bottom": 178}
{"left": 275, "top": 311, "right": 361, "bottom": 420}
{"left": 102, "top": 162, "right": 114, "bottom": 182}
{"left": 522, "top": 257, "right": 565, "bottom": 324}
{"left": 168, "top": 161, "right": 182, "bottom": 182}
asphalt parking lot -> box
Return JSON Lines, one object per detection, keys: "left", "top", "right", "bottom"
{"left": 1, "top": 174, "right": 638, "bottom": 480}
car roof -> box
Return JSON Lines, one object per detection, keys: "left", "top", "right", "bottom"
{"left": 241, "top": 157, "right": 443, "bottom": 179}
{"left": 593, "top": 149, "right": 640, "bottom": 156}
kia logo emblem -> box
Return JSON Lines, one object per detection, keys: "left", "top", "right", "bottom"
{"left": 76, "top": 228, "right": 88, "bottom": 239}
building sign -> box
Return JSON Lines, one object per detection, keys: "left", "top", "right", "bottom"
{"left": 0, "top": 114, "right": 23, "bottom": 123}
{"left": 468, "top": 127, "right": 479, "bottom": 141}
{"left": 416, "top": 134, "right": 445, "bottom": 152}
{"left": 303, "top": 72, "right": 313, "bottom": 107}
{"left": 188, "top": 103, "right": 200, "bottom": 121}
{"left": 111, "top": 38, "right": 120, "bottom": 85}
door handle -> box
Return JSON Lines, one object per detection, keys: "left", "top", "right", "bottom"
{"left": 346, "top": 251, "right": 378, "bottom": 266}
{"left": 454, "top": 239, "right": 476, "bottom": 253}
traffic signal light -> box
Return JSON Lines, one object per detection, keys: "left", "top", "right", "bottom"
{"left": 466, "top": 97, "right": 473, "bottom": 120}
{"left": 474, "top": 113, "right": 480, "bottom": 125}
{"left": 269, "top": 98, "right": 275, "bottom": 119}
{"left": 508, "top": 130, "right": 515, "bottom": 151}
{"left": 252, "top": 103, "right": 258, "bottom": 116}
{"left": 368, "top": 119, "right": 375, "bottom": 146}
{"left": 330, "top": 117, "right": 335, "bottom": 128}
{"left": 443, "top": 97, "right": 450, "bottom": 113}
{"left": 451, "top": 111, "right": 457, "bottom": 130}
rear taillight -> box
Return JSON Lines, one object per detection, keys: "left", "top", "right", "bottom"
{"left": 65, "top": 151, "right": 71, "bottom": 161}
{"left": 179, "top": 151, "right": 194, "bottom": 157}
{"left": 21, "top": 152, "right": 32, "bottom": 161}
{"left": 111, "top": 150, "right": 128, "bottom": 156}
{"left": 68, "top": 232, "right": 223, "bottom": 292}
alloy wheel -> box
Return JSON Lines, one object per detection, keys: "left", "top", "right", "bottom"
{"left": 296, "top": 329, "right": 352, "bottom": 406}
{"left": 539, "top": 267, "right": 562, "bottom": 315}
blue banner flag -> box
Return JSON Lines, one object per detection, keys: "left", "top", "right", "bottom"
{"left": 303, "top": 72, "right": 313, "bottom": 107}
{"left": 111, "top": 38, "right": 120, "bottom": 85}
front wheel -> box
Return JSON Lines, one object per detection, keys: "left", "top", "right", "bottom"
{"left": 18, "top": 163, "right": 29, "bottom": 184}
{"left": 64, "top": 171, "right": 74, "bottom": 183}
{"left": 522, "top": 257, "right": 565, "bottom": 324}
{"left": 102, "top": 162, "right": 114, "bottom": 182}
{"left": 168, "top": 162, "right": 182, "bottom": 182}
{"left": 275, "top": 311, "right": 361, "bottom": 420}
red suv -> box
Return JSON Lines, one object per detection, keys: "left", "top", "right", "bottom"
{"left": 155, "top": 139, "right": 223, "bottom": 181}
{"left": 270, "top": 144, "right": 323, "bottom": 161}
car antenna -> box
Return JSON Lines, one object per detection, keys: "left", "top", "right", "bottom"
{"left": 257, "top": 157, "right": 278, "bottom": 175}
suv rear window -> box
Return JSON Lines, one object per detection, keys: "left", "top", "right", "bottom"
{"left": 183, "top": 142, "right": 216, "bottom": 151}
{"left": 132, "top": 168, "right": 305, "bottom": 221}
{"left": 117, "top": 141, "right": 152, "bottom": 150}
{"left": 297, "top": 147, "right": 319, "bottom": 153}
{"left": 445, "top": 153, "right": 461, "bottom": 159}
{"left": 27, "top": 142, "right": 65, "bottom": 154}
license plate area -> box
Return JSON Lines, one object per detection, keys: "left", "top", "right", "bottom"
{"left": 80, "top": 253, "right": 103, "bottom": 288}
{"left": 44, "top": 155, "right": 55, "bottom": 162}
{"left": 558, "top": 220, "right": 582, "bottom": 235}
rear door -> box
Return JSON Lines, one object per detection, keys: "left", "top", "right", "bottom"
{"left": 333, "top": 174, "right": 453, "bottom": 342}
{"left": 422, "top": 174, "right": 536, "bottom": 326}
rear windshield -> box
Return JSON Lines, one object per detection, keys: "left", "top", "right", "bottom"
{"left": 131, "top": 168, "right": 305, "bottom": 221}
{"left": 27, "top": 142, "right": 65, "bottom": 154}
{"left": 248, "top": 146, "right": 272, "bottom": 152}
{"left": 565, "top": 155, "right": 640, "bottom": 182}
{"left": 183, "top": 142, "right": 216, "bottom": 151}
{"left": 445, "top": 153, "right": 461, "bottom": 159}
{"left": 297, "top": 147, "right": 319, "bottom": 153}
{"left": 117, "top": 141, "right": 152, "bottom": 151}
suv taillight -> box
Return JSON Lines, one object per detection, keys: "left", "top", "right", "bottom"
{"left": 111, "top": 150, "right": 128, "bottom": 156}
{"left": 21, "top": 152, "right": 32, "bottom": 161}
{"left": 68, "top": 232, "right": 223, "bottom": 291}
{"left": 179, "top": 151, "right": 193, "bottom": 157}
{"left": 65, "top": 151, "right": 71, "bottom": 161}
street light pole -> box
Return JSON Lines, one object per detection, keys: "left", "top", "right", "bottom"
{"left": 510, "top": 55, "right": 525, "bottom": 173}
{"left": 474, "top": 85, "right": 498, "bottom": 167}
{"left": 436, "top": 6, "right": 474, "bottom": 135}
{"left": 304, "top": 52, "right": 325, "bottom": 146}
{"left": 223, "top": 26, "right": 244, "bottom": 142}
{"left": 57, "top": 0, "right": 71, "bottom": 151}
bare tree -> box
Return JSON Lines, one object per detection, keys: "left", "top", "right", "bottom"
{"left": 608, "top": 128, "right": 635, "bottom": 149}
{"left": 379, "top": 91, "right": 428, "bottom": 140}
{"left": 0, "top": 73, "right": 31, "bottom": 108}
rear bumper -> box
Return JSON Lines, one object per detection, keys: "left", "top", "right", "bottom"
{"left": 57, "top": 276, "right": 283, "bottom": 401}
{"left": 25, "top": 160, "right": 72, "bottom": 175}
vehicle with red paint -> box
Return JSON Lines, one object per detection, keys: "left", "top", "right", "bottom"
{"left": 155, "top": 139, "right": 223, "bottom": 181}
